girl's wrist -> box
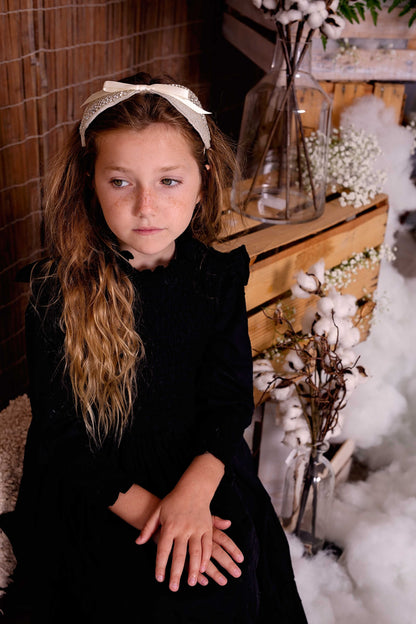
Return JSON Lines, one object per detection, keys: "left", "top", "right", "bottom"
{"left": 175, "top": 452, "right": 225, "bottom": 503}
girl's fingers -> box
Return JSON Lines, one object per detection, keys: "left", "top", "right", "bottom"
{"left": 203, "top": 560, "right": 228, "bottom": 586}
{"left": 197, "top": 572, "right": 209, "bottom": 586}
{"left": 212, "top": 515, "right": 231, "bottom": 531}
{"left": 211, "top": 541, "right": 242, "bottom": 579}
{"left": 187, "top": 536, "right": 202, "bottom": 586}
{"left": 154, "top": 532, "right": 174, "bottom": 584}
{"left": 199, "top": 532, "right": 212, "bottom": 574}
{"left": 168, "top": 539, "right": 188, "bottom": 592}
{"left": 213, "top": 528, "right": 244, "bottom": 564}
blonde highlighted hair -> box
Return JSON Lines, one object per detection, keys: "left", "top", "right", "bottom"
{"left": 41, "top": 72, "right": 237, "bottom": 446}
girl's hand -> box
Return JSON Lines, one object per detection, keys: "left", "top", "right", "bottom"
{"left": 136, "top": 488, "right": 213, "bottom": 591}
{"left": 197, "top": 516, "right": 244, "bottom": 587}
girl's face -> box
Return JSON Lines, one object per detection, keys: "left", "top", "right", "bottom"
{"left": 93, "top": 124, "right": 202, "bottom": 270}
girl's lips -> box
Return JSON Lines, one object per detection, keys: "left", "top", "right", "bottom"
{"left": 133, "top": 228, "right": 163, "bottom": 235}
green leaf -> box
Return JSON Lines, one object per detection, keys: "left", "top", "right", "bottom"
{"left": 356, "top": 4, "right": 366, "bottom": 19}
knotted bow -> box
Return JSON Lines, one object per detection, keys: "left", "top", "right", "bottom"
{"left": 80, "top": 80, "right": 211, "bottom": 149}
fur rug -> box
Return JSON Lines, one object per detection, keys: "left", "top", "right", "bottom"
{"left": 0, "top": 395, "right": 32, "bottom": 595}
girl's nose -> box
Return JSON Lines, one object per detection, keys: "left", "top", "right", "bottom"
{"left": 134, "top": 188, "right": 155, "bottom": 216}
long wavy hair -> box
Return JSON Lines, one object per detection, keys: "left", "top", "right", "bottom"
{"left": 42, "top": 72, "right": 237, "bottom": 446}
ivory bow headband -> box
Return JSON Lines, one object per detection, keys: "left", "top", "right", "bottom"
{"left": 79, "top": 80, "right": 211, "bottom": 149}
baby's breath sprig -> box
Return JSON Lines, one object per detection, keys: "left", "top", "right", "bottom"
{"left": 303, "top": 125, "right": 386, "bottom": 209}
{"left": 324, "top": 244, "right": 396, "bottom": 290}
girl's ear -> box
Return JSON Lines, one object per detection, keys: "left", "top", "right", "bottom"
{"left": 205, "top": 164, "right": 210, "bottom": 171}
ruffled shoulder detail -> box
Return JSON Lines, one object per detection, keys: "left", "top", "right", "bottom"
{"left": 203, "top": 244, "right": 250, "bottom": 286}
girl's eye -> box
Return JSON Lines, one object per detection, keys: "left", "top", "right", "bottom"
{"left": 161, "top": 178, "right": 179, "bottom": 187}
{"left": 111, "top": 179, "right": 128, "bottom": 188}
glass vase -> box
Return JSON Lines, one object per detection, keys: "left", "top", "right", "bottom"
{"left": 280, "top": 441, "right": 335, "bottom": 556}
{"left": 231, "top": 35, "right": 332, "bottom": 224}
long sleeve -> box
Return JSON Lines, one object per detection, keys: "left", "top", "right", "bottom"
{"left": 195, "top": 246, "right": 254, "bottom": 466}
{"left": 24, "top": 292, "right": 133, "bottom": 508}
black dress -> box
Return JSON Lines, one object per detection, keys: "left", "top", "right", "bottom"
{"left": 2, "top": 232, "right": 307, "bottom": 623}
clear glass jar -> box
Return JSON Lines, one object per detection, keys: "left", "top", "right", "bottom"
{"left": 231, "top": 35, "right": 332, "bottom": 224}
{"left": 280, "top": 440, "right": 335, "bottom": 556}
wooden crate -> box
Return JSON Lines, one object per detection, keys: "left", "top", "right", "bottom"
{"left": 216, "top": 193, "right": 389, "bottom": 360}
{"left": 217, "top": 194, "right": 388, "bottom": 473}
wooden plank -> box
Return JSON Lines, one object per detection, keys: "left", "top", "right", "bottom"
{"left": 312, "top": 42, "right": 416, "bottom": 81}
{"left": 222, "top": 11, "right": 274, "bottom": 72}
{"left": 216, "top": 194, "right": 389, "bottom": 261}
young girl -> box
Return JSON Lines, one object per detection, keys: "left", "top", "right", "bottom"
{"left": 3, "top": 73, "right": 307, "bottom": 623}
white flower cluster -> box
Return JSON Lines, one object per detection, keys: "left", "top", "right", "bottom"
{"left": 324, "top": 244, "right": 396, "bottom": 291}
{"left": 252, "top": 0, "right": 345, "bottom": 39}
{"left": 306, "top": 125, "right": 386, "bottom": 209}
{"left": 253, "top": 259, "right": 366, "bottom": 447}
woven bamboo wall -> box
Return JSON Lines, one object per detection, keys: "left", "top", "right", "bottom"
{"left": 0, "top": 0, "right": 221, "bottom": 409}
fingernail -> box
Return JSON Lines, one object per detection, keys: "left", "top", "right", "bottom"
{"left": 156, "top": 574, "right": 164, "bottom": 583}
{"left": 200, "top": 577, "right": 208, "bottom": 586}
{"left": 189, "top": 575, "right": 197, "bottom": 586}
{"left": 170, "top": 582, "right": 179, "bottom": 592}
{"left": 218, "top": 575, "right": 227, "bottom": 585}
{"left": 233, "top": 567, "right": 242, "bottom": 577}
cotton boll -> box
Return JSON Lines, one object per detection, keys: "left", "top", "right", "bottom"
{"left": 307, "top": 0, "right": 326, "bottom": 12}
{"left": 307, "top": 10, "right": 327, "bottom": 29}
{"left": 308, "top": 258, "right": 325, "bottom": 283}
{"left": 262, "top": 0, "right": 278, "bottom": 9}
{"left": 320, "top": 14, "right": 345, "bottom": 39}
{"left": 326, "top": 324, "right": 339, "bottom": 346}
{"left": 294, "top": 270, "right": 319, "bottom": 294}
{"left": 291, "top": 282, "right": 312, "bottom": 300}
{"left": 316, "top": 296, "right": 335, "bottom": 317}
{"left": 277, "top": 397, "right": 303, "bottom": 422}
{"left": 329, "top": 289, "right": 356, "bottom": 318}
{"left": 293, "top": 425, "right": 311, "bottom": 445}
{"left": 338, "top": 348, "right": 357, "bottom": 367}
{"left": 253, "top": 359, "right": 274, "bottom": 374}
{"left": 271, "top": 384, "right": 294, "bottom": 402}
{"left": 338, "top": 324, "right": 360, "bottom": 349}
{"left": 276, "top": 9, "right": 302, "bottom": 24}
{"left": 253, "top": 371, "right": 277, "bottom": 392}
{"left": 253, "top": 360, "right": 277, "bottom": 391}
{"left": 284, "top": 350, "right": 305, "bottom": 372}
{"left": 283, "top": 431, "right": 302, "bottom": 447}
{"left": 312, "top": 316, "right": 332, "bottom": 336}
{"left": 282, "top": 411, "right": 303, "bottom": 432}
